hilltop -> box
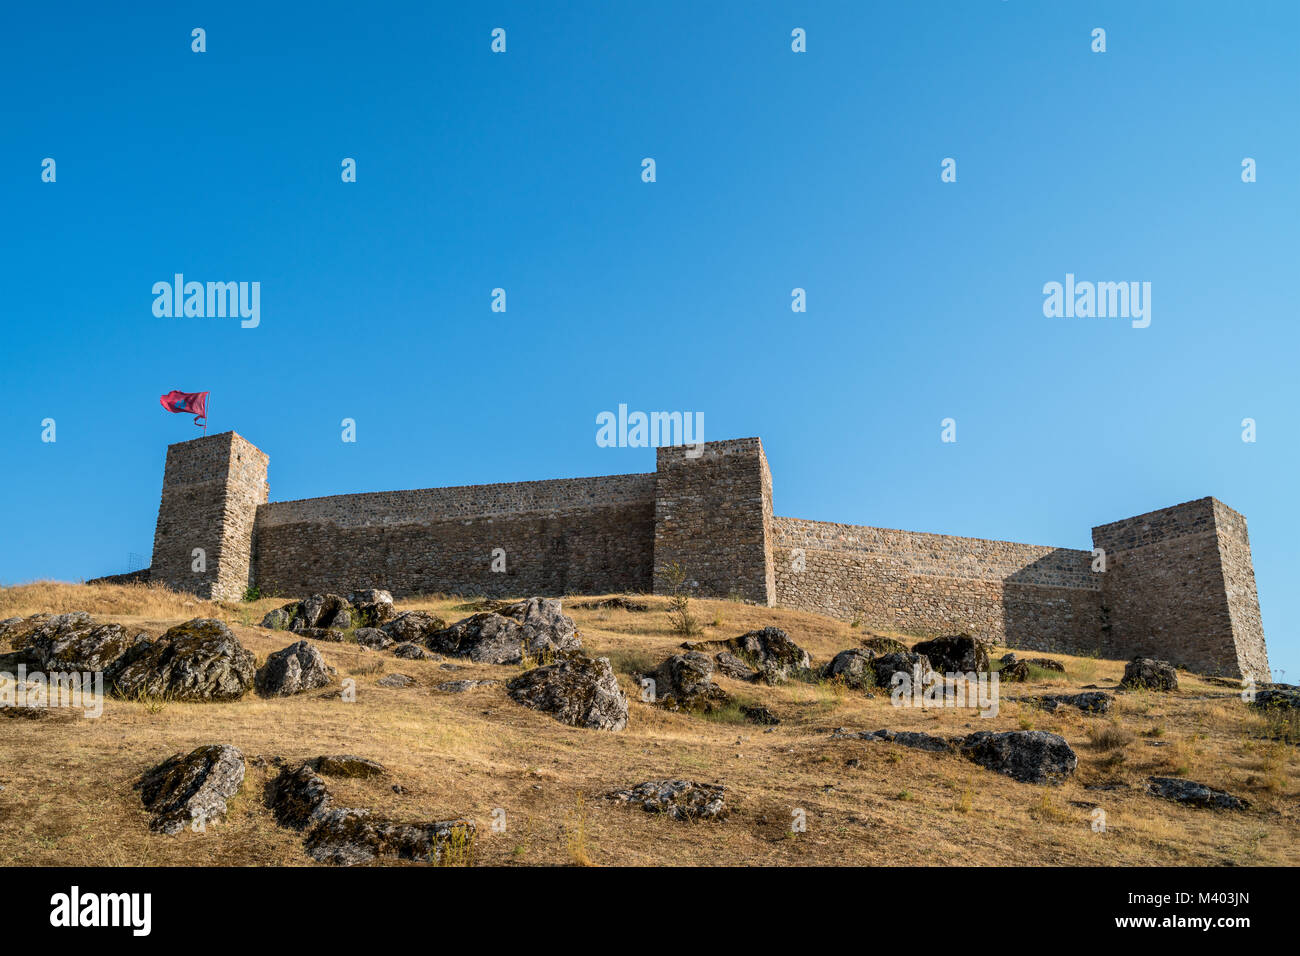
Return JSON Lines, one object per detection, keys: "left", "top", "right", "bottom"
{"left": 0, "top": 580, "right": 1295, "bottom": 867}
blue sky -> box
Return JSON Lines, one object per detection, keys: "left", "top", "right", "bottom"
{"left": 2, "top": 1, "right": 1295, "bottom": 678}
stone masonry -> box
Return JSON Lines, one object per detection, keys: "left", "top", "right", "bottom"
{"left": 93, "top": 431, "right": 1271, "bottom": 679}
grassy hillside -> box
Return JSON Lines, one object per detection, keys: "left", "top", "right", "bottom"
{"left": 1, "top": 580, "right": 1296, "bottom": 866}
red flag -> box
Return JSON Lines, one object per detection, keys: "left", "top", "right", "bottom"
{"left": 160, "top": 390, "right": 209, "bottom": 427}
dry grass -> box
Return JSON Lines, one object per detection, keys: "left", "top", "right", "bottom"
{"left": 1, "top": 580, "right": 1297, "bottom": 867}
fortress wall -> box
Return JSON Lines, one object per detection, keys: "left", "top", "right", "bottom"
{"left": 771, "top": 516, "right": 1104, "bottom": 652}
{"left": 251, "top": 473, "right": 656, "bottom": 598}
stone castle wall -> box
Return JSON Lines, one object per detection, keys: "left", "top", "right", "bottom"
{"left": 771, "top": 517, "right": 1104, "bottom": 653}
{"left": 99, "top": 431, "right": 1270, "bottom": 678}
{"left": 253, "top": 474, "right": 656, "bottom": 599}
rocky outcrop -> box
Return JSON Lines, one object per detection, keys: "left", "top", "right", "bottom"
{"left": 1015, "top": 692, "right": 1113, "bottom": 715}
{"left": 112, "top": 619, "right": 255, "bottom": 701}
{"left": 999, "top": 659, "right": 1030, "bottom": 682}
{"left": 1121, "top": 658, "right": 1179, "bottom": 692}
{"left": 686, "top": 627, "right": 810, "bottom": 683}
{"left": 1024, "top": 657, "right": 1066, "bottom": 673}
{"left": 871, "top": 651, "right": 933, "bottom": 688}
{"left": 255, "top": 640, "right": 336, "bottom": 697}
{"left": 606, "top": 780, "right": 728, "bottom": 821}
{"left": 1147, "top": 776, "right": 1248, "bottom": 810}
{"left": 437, "top": 679, "right": 500, "bottom": 693}
{"left": 136, "top": 744, "right": 246, "bottom": 835}
{"left": 832, "top": 728, "right": 954, "bottom": 752}
{"left": 714, "top": 651, "right": 759, "bottom": 681}
{"left": 824, "top": 648, "right": 876, "bottom": 689}
{"left": 353, "top": 627, "right": 393, "bottom": 650}
{"left": 11, "top": 612, "right": 150, "bottom": 677}
{"left": 392, "top": 642, "right": 435, "bottom": 660}
{"left": 646, "top": 652, "right": 730, "bottom": 712}
{"left": 506, "top": 655, "right": 629, "bottom": 731}
{"left": 425, "top": 598, "right": 581, "bottom": 664}
{"left": 573, "top": 597, "right": 650, "bottom": 612}
{"left": 268, "top": 764, "right": 334, "bottom": 830}
{"left": 960, "top": 730, "right": 1077, "bottom": 784}
{"left": 376, "top": 673, "right": 416, "bottom": 688}
{"left": 347, "top": 590, "right": 396, "bottom": 627}
{"left": 381, "top": 611, "right": 448, "bottom": 645}
{"left": 861, "top": 636, "right": 907, "bottom": 655}
{"left": 304, "top": 809, "right": 476, "bottom": 865}
{"left": 913, "top": 634, "right": 988, "bottom": 674}
{"left": 1250, "top": 688, "right": 1300, "bottom": 712}
{"left": 315, "top": 755, "right": 386, "bottom": 778}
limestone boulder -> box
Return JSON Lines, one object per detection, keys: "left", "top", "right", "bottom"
{"left": 960, "top": 730, "right": 1077, "bottom": 784}
{"left": 913, "top": 634, "right": 988, "bottom": 674}
{"left": 347, "top": 589, "right": 396, "bottom": 627}
{"left": 861, "top": 636, "right": 907, "bottom": 655}
{"left": 1147, "top": 776, "right": 1248, "bottom": 810}
{"left": 1121, "top": 658, "right": 1179, "bottom": 692}
{"left": 24, "top": 617, "right": 150, "bottom": 676}
{"left": 353, "top": 627, "right": 393, "bottom": 650}
{"left": 381, "top": 611, "right": 448, "bottom": 645}
{"left": 824, "top": 648, "right": 876, "bottom": 689}
{"left": 506, "top": 655, "right": 629, "bottom": 731}
{"left": 136, "top": 744, "right": 246, "bottom": 835}
{"left": 269, "top": 763, "right": 334, "bottom": 830}
{"left": 112, "top": 619, "right": 255, "bottom": 701}
{"left": 1251, "top": 688, "right": 1300, "bottom": 712}
{"left": 646, "top": 652, "right": 730, "bottom": 712}
{"left": 304, "top": 808, "right": 475, "bottom": 866}
{"left": 871, "top": 651, "right": 933, "bottom": 689}
{"left": 426, "top": 598, "right": 581, "bottom": 665}
{"left": 714, "top": 651, "right": 759, "bottom": 681}
{"left": 606, "top": 780, "right": 728, "bottom": 821}
{"left": 315, "top": 754, "right": 386, "bottom": 778}
{"left": 688, "top": 627, "right": 810, "bottom": 683}
{"left": 255, "top": 640, "right": 336, "bottom": 697}
{"left": 392, "top": 642, "right": 435, "bottom": 660}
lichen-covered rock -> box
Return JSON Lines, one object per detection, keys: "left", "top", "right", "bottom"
{"left": 1024, "top": 657, "right": 1066, "bottom": 673}
{"left": 392, "top": 641, "right": 435, "bottom": 660}
{"left": 376, "top": 673, "right": 416, "bottom": 688}
{"left": 824, "top": 648, "right": 876, "bottom": 689}
{"left": 861, "top": 636, "right": 907, "bottom": 655}
{"left": 688, "top": 627, "right": 810, "bottom": 683}
{"left": 315, "top": 754, "right": 386, "bottom": 778}
{"left": 0, "top": 613, "right": 53, "bottom": 648}
{"left": 573, "top": 596, "right": 650, "bottom": 612}
{"left": 261, "top": 605, "right": 297, "bottom": 631}
{"left": 136, "top": 744, "right": 246, "bottom": 835}
{"left": 255, "top": 640, "right": 336, "bottom": 697}
{"left": 296, "top": 594, "right": 352, "bottom": 631}
{"left": 112, "top": 619, "right": 255, "bottom": 701}
{"left": 426, "top": 598, "right": 581, "bottom": 664}
{"left": 833, "top": 728, "right": 954, "bottom": 752}
{"left": 436, "top": 679, "right": 500, "bottom": 693}
{"left": 1021, "top": 691, "right": 1113, "bottom": 715}
{"left": 1147, "top": 776, "right": 1248, "bottom": 810}
{"left": 871, "top": 651, "right": 933, "bottom": 688}
{"left": 646, "top": 652, "right": 731, "bottom": 712}
{"left": 381, "top": 611, "right": 449, "bottom": 645}
{"left": 298, "top": 627, "right": 346, "bottom": 643}
{"left": 347, "top": 589, "right": 396, "bottom": 627}
{"left": 913, "top": 634, "right": 989, "bottom": 674}
{"left": 999, "top": 659, "right": 1030, "bottom": 682}
{"left": 25, "top": 619, "right": 150, "bottom": 676}
{"left": 606, "top": 780, "right": 727, "bottom": 821}
{"left": 304, "top": 808, "right": 476, "bottom": 866}
{"left": 960, "top": 730, "right": 1077, "bottom": 784}
{"left": 1251, "top": 688, "right": 1300, "bottom": 712}
{"left": 741, "top": 704, "right": 780, "bottom": 725}
{"left": 353, "top": 627, "right": 393, "bottom": 650}
{"left": 506, "top": 655, "right": 629, "bottom": 731}
{"left": 1122, "top": 658, "right": 1179, "bottom": 692}
{"left": 269, "top": 763, "right": 333, "bottom": 830}
{"left": 714, "top": 651, "right": 758, "bottom": 681}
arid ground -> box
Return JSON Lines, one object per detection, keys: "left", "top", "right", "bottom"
{"left": 1, "top": 581, "right": 1296, "bottom": 866}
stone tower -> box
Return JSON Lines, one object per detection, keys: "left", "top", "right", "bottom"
{"left": 1092, "top": 497, "right": 1269, "bottom": 680}
{"left": 149, "top": 431, "right": 269, "bottom": 601}
{"left": 653, "top": 438, "right": 775, "bottom": 605}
